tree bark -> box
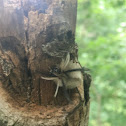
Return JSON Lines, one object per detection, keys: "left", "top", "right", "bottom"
{"left": 0, "top": 0, "right": 91, "bottom": 125}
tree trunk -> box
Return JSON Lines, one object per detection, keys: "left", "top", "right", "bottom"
{"left": 0, "top": 0, "right": 91, "bottom": 125}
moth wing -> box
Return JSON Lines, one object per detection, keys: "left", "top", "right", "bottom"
{"left": 60, "top": 52, "right": 70, "bottom": 70}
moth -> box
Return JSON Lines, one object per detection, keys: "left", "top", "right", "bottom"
{"left": 41, "top": 53, "right": 84, "bottom": 101}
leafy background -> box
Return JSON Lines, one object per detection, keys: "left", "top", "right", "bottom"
{"left": 76, "top": 0, "right": 126, "bottom": 126}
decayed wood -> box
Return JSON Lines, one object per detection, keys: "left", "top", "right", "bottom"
{"left": 0, "top": 82, "right": 90, "bottom": 126}
{"left": 0, "top": 0, "right": 91, "bottom": 125}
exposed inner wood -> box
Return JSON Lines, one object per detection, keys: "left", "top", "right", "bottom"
{"left": 0, "top": 81, "right": 87, "bottom": 126}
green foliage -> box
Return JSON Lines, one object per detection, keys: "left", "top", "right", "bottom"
{"left": 76, "top": 0, "right": 126, "bottom": 126}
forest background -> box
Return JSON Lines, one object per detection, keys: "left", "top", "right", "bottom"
{"left": 76, "top": 0, "right": 126, "bottom": 126}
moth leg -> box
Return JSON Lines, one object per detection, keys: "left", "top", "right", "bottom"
{"left": 83, "top": 73, "right": 92, "bottom": 105}
{"left": 75, "top": 87, "right": 83, "bottom": 102}
{"left": 61, "top": 79, "right": 71, "bottom": 102}
{"left": 54, "top": 83, "right": 59, "bottom": 97}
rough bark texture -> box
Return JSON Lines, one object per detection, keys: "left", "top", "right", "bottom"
{"left": 0, "top": 0, "right": 91, "bottom": 125}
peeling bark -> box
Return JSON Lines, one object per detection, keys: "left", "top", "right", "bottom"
{"left": 0, "top": 0, "right": 91, "bottom": 125}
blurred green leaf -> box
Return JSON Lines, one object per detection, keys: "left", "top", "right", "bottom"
{"left": 76, "top": 0, "right": 126, "bottom": 126}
